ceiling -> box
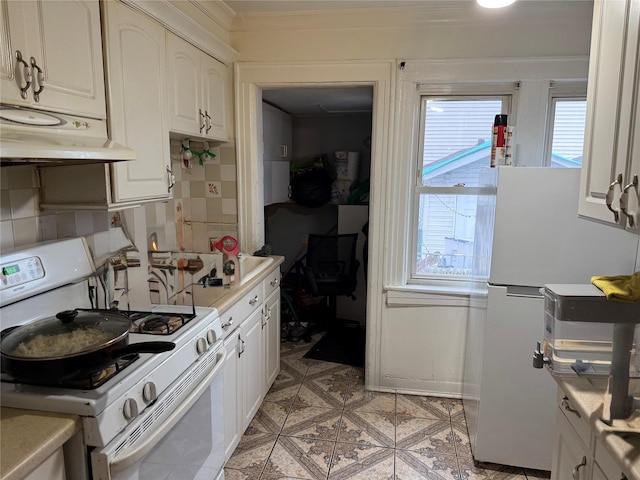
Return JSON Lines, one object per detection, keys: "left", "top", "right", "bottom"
{"left": 262, "top": 86, "right": 373, "bottom": 116}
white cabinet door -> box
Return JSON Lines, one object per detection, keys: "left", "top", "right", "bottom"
{"left": 103, "top": 1, "right": 172, "bottom": 204}
{"left": 0, "top": 0, "right": 105, "bottom": 118}
{"left": 223, "top": 330, "right": 241, "bottom": 463}
{"left": 166, "top": 33, "right": 202, "bottom": 136}
{"left": 241, "top": 307, "right": 264, "bottom": 432}
{"left": 201, "top": 53, "right": 229, "bottom": 141}
{"left": 551, "top": 407, "right": 591, "bottom": 480}
{"left": 579, "top": 0, "right": 640, "bottom": 232}
{"left": 166, "top": 33, "right": 229, "bottom": 142}
{"left": 263, "top": 287, "right": 281, "bottom": 394}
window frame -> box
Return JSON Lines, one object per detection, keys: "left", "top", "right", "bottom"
{"left": 408, "top": 84, "right": 516, "bottom": 286}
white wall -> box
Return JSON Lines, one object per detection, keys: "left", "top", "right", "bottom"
{"left": 230, "top": 1, "right": 605, "bottom": 396}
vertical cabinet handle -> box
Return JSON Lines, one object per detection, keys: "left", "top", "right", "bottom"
{"left": 620, "top": 175, "right": 638, "bottom": 228}
{"left": 205, "top": 111, "right": 212, "bottom": 133}
{"left": 30, "top": 57, "right": 44, "bottom": 101}
{"left": 199, "top": 109, "right": 205, "bottom": 133}
{"left": 605, "top": 173, "right": 623, "bottom": 223}
{"left": 15, "top": 51, "right": 32, "bottom": 99}
{"left": 572, "top": 456, "right": 587, "bottom": 480}
{"left": 166, "top": 166, "right": 176, "bottom": 192}
{"left": 238, "top": 334, "right": 245, "bottom": 358}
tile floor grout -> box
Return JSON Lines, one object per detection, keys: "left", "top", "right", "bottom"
{"left": 224, "top": 333, "right": 551, "bottom": 480}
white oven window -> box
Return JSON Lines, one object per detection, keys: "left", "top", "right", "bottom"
{"left": 91, "top": 349, "right": 225, "bottom": 480}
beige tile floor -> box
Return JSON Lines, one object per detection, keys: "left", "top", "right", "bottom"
{"left": 224, "top": 334, "right": 551, "bottom": 480}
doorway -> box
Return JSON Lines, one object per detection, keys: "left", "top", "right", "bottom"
{"left": 262, "top": 86, "right": 372, "bottom": 354}
{"left": 234, "top": 61, "right": 394, "bottom": 387}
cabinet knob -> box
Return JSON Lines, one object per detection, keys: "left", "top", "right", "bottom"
{"left": 222, "top": 317, "right": 233, "bottom": 329}
{"left": 249, "top": 295, "right": 259, "bottom": 306}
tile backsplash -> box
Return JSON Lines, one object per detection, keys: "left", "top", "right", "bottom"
{"left": 145, "top": 141, "right": 238, "bottom": 253}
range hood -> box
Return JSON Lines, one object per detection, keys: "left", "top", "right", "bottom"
{"left": 0, "top": 104, "right": 135, "bottom": 165}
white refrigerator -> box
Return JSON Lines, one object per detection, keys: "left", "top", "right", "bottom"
{"left": 462, "top": 167, "right": 639, "bottom": 470}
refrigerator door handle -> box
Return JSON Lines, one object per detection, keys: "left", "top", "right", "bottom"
{"left": 505, "top": 285, "right": 544, "bottom": 298}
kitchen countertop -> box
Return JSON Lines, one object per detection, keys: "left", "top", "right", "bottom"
{"left": 0, "top": 407, "right": 80, "bottom": 480}
{"left": 556, "top": 375, "right": 640, "bottom": 480}
{"left": 190, "top": 255, "right": 284, "bottom": 313}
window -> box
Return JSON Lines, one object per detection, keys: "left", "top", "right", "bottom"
{"left": 413, "top": 94, "right": 510, "bottom": 280}
{"left": 546, "top": 82, "right": 587, "bottom": 168}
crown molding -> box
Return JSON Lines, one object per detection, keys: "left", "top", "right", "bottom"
{"left": 122, "top": 0, "right": 238, "bottom": 64}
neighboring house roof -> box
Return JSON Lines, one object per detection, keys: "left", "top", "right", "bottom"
{"left": 422, "top": 141, "right": 581, "bottom": 180}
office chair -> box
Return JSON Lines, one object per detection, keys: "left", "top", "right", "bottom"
{"left": 296, "top": 233, "right": 360, "bottom": 335}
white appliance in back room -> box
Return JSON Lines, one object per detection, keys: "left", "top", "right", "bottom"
{"left": 462, "top": 166, "right": 639, "bottom": 471}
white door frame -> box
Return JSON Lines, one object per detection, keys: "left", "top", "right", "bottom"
{"left": 234, "top": 60, "right": 395, "bottom": 388}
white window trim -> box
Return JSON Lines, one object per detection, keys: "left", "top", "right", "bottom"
{"left": 388, "top": 57, "right": 589, "bottom": 290}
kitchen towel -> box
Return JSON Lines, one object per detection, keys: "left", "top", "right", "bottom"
{"left": 591, "top": 271, "right": 640, "bottom": 302}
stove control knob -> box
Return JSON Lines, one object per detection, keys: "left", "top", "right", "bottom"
{"left": 196, "top": 337, "right": 208, "bottom": 354}
{"left": 143, "top": 382, "right": 157, "bottom": 404}
{"left": 206, "top": 330, "right": 217, "bottom": 345}
{"left": 123, "top": 398, "right": 139, "bottom": 420}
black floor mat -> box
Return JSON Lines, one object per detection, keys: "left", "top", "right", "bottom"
{"left": 303, "top": 326, "right": 365, "bottom": 368}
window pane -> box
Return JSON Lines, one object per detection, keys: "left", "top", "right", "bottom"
{"left": 550, "top": 99, "right": 586, "bottom": 168}
{"left": 421, "top": 99, "right": 503, "bottom": 187}
{"left": 416, "top": 193, "right": 478, "bottom": 276}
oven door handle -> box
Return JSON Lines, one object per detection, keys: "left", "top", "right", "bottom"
{"left": 109, "top": 348, "right": 225, "bottom": 475}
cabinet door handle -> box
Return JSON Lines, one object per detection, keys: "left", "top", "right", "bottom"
{"left": 280, "top": 145, "right": 287, "bottom": 157}
{"left": 30, "top": 57, "right": 44, "bottom": 102}
{"left": 561, "top": 397, "right": 581, "bottom": 418}
{"left": 572, "top": 456, "right": 587, "bottom": 480}
{"left": 605, "top": 173, "right": 623, "bottom": 223}
{"left": 238, "top": 335, "right": 245, "bottom": 358}
{"left": 205, "top": 111, "right": 212, "bottom": 133}
{"left": 15, "top": 51, "right": 32, "bottom": 99}
{"left": 199, "top": 109, "right": 205, "bottom": 133}
{"left": 620, "top": 175, "right": 638, "bottom": 228}
{"left": 166, "top": 166, "right": 176, "bottom": 192}
{"left": 221, "top": 317, "right": 233, "bottom": 329}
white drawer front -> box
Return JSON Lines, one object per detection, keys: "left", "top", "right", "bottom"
{"left": 241, "top": 282, "right": 263, "bottom": 319}
{"left": 219, "top": 303, "right": 241, "bottom": 339}
{"left": 263, "top": 269, "right": 281, "bottom": 298}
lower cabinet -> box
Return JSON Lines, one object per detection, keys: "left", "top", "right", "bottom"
{"left": 24, "top": 447, "right": 66, "bottom": 480}
{"left": 223, "top": 270, "right": 281, "bottom": 463}
{"left": 551, "top": 388, "right": 629, "bottom": 480}
{"left": 552, "top": 405, "right": 591, "bottom": 480}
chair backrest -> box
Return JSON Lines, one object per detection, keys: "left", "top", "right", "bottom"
{"left": 304, "top": 233, "right": 359, "bottom": 297}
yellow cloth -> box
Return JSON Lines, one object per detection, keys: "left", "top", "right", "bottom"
{"left": 591, "top": 271, "right": 640, "bottom": 303}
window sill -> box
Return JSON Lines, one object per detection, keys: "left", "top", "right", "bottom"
{"left": 384, "top": 284, "right": 471, "bottom": 307}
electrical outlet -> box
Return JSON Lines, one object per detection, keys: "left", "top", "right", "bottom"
{"left": 300, "top": 233, "right": 309, "bottom": 245}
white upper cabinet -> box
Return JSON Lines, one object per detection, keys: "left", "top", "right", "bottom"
{"left": 102, "top": 0, "right": 172, "bottom": 204}
{"left": 167, "top": 33, "right": 230, "bottom": 142}
{"left": 0, "top": 0, "right": 106, "bottom": 118}
{"left": 579, "top": 0, "right": 640, "bottom": 233}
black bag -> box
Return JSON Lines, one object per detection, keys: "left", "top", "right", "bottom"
{"left": 290, "top": 169, "right": 332, "bottom": 207}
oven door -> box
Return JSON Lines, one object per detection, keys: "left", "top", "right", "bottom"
{"left": 90, "top": 347, "right": 225, "bottom": 480}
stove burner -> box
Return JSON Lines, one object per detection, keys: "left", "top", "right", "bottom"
{"left": 138, "top": 314, "right": 186, "bottom": 335}
{"left": 2, "top": 355, "right": 139, "bottom": 390}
